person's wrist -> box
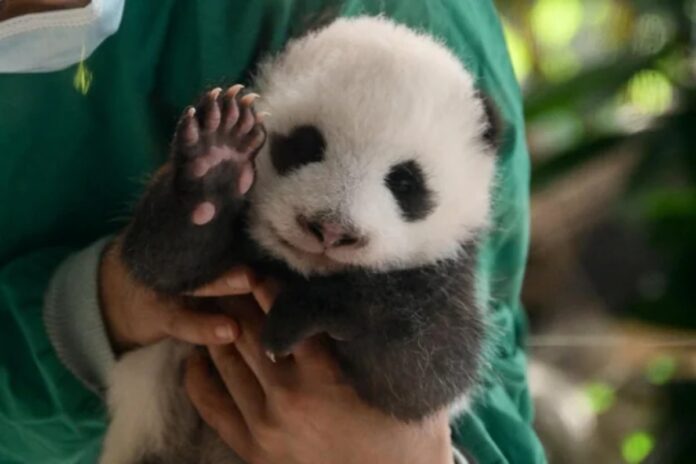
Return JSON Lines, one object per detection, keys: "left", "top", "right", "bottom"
{"left": 420, "top": 414, "right": 454, "bottom": 464}
{"left": 379, "top": 413, "right": 453, "bottom": 464}
{"left": 416, "top": 418, "right": 454, "bottom": 464}
{"left": 98, "top": 239, "right": 140, "bottom": 353}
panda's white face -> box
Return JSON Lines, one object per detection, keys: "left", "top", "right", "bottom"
{"left": 247, "top": 17, "right": 497, "bottom": 276}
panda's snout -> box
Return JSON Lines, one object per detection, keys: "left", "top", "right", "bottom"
{"left": 295, "top": 214, "right": 367, "bottom": 249}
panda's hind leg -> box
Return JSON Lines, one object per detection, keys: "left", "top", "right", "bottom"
{"left": 121, "top": 86, "right": 266, "bottom": 293}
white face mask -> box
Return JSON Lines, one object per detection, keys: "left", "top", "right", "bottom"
{"left": 0, "top": 0, "right": 125, "bottom": 73}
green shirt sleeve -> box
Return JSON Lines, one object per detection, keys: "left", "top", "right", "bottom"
{"left": 0, "top": 1, "right": 544, "bottom": 463}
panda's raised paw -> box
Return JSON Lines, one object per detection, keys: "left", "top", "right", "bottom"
{"left": 172, "top": 85, "right": 266, "bottom": 226}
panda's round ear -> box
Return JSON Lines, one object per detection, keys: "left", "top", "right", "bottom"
{"left": 480, "top": 92, "right": 504, "bottom": 153}
{"left": 290, "top": 5, "right": 341, "bottom": 39}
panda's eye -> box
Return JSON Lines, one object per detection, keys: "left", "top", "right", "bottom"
{"left": 392, "top": 177, "right": 417, "bottom": 194}
{"left": 270, "top": 125, "right": 326, "bottom": 176}
{"left": 385, "top": 160, "right": 435, "bottom": 222}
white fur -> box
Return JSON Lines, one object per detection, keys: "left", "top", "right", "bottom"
{"left": 249, "top": 17, "right": 496, "bottom": 276}
{"left": 449, "top": 394, "right": 472, "bottom": 420}
{"left": 101, "top": 340, "right": 194, "bottom": 464}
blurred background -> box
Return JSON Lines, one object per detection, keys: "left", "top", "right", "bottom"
{"left": 493, "top": 0, "right": 696, "bottom": 462}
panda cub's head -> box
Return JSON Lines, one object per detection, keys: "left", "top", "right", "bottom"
{"left": 248, "top": 17, "right": 499, "bottom": 276}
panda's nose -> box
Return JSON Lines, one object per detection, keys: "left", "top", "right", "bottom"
{"left": 296, "top": 215, "right": 364, "bottom": 248}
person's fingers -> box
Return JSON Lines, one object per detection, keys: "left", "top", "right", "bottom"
{"left": 161, "top": 303, "right": 239, "bottom": 345}
{"left": 292, "top": 337, "right": 345, "bottom": 384}
{"left": 219, "top": 296, "right": 293, "bottom": 389}
{"left": 208, "top": 343, "right": 267, "bottom": 423}
{"left": 186, "top": 266, "right": 255, "bottom": 297}
{"left": 184, "top": 351, "right": 254, "bottom": 459}
{"left": 252, "top": 278, "right": 283, "bottom": 314}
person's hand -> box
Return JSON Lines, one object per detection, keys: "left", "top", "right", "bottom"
{"left": 184, "top": 280, "right": 455, "bottom": 464}
{"left": 99, "top": 239, "right": 252, "bottom": 353}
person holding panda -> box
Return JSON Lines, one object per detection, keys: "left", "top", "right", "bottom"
{"left": 0, "top": 1, "right": 545, "bottom": 463}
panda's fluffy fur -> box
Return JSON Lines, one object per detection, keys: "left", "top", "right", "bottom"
{"left": 101, "top": 16, "right": 498, "bottom": 464}
{"left": 249, "top": 18, "right": 495, "bottom": 275}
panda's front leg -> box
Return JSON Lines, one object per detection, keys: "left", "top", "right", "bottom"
{"left": 261, "top": 283, "right": 364, "bottom": 360}
{"left": 121, "top": 85, "right": 266, "bottom": 293}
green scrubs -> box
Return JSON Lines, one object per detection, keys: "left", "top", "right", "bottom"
{"left": 0, "top": 1, "right": 545, "bottom": 462}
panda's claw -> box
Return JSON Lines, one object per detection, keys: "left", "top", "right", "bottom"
{"left": 235, "top": 103, "right": 256, "bottom": 137}
{"left": 226, "top": 84, "right": 244, "bottom": 97}
{"left": 222, "top": 91, "right": 241, "bottom": 131}
{"left": 240, "top": 93, "right": 260, "bottom": 106}
{"left": 256, "top": 111, "right": 271, "bottom": 123}
{"left": 201, "top": 88, "right": 223, "bottom": 134}
{"left": 171, "top": 84, "right": 267, "bottom": 225}
{"left": 179, "top": 107, "right": 200, "bottom": 148}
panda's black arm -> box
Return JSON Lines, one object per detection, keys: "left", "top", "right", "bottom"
{"left": 262, "top": 250, "right": 484, "bottom": 420}
{"left": 120, "top": 163, "right": 249, "bottom": 294}
{"left": 262, "top": 248, "right": 480, "bottom": 359}
{"left": 120, "top": 86, "right": 265, "bottom": 293}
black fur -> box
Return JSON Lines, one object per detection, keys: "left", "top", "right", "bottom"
{"left": 384, "top": 160, "right": 436, "bottom": 222}
{"left": 270, "top": 125, "right": 326, "bottom": 176}
{"left": 261, "top": 243, "right": 483, "bottom": 419}
{"left": 121, "top": 164, "right": 253, "bottom": 292}
{"left": 480, "top": 93, "right": 503, "bottom": 150}
{"left": 121, "top": 92, "right": 484, "bottom": 421}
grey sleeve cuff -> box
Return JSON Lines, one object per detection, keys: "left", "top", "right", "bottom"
{"left": 453, "top": 446, "right": 472, "bottom": 464}
{"left": 44, "top": 237, "right": 115, "bottom": 395}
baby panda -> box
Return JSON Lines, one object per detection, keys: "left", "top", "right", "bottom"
{"left": 100, "top": 16, "right": 499, "bottom": 464}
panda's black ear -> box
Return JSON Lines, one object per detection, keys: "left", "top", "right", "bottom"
{"left": 291, "top": 5, "right": 341, "bottom": 39}
{"left": 480, "top": 93, "right": 503, "bottom": 153}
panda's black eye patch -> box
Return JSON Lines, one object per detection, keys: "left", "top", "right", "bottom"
{"left": 270, "top": 125, "right": 326, "bottom": 176}
{"left": 385, "top": 160, "right": 435, "bottom": 222}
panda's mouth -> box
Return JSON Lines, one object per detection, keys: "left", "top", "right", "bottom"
{"left": 277, "top": 234, "right": 335, "bottom": 260}
{"left": 267, "top": 224, "right": 346, "bottom": 269}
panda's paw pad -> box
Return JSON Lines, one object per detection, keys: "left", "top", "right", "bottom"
{"left": 173, "top": 85, "right": 266, "bottom": 225}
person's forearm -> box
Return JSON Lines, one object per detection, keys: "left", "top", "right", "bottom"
{"left": 43, "top": 237, "right": 115, "bottom": 393}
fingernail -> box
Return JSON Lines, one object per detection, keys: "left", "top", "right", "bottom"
{"left": 215, "top": 325, "right": 236, "bottom": 341}
{"left": 266, "top": 350, "right": 277, "bottom": 363}
{"left": 225, "top": 273, "right": 249, "bottom": 291}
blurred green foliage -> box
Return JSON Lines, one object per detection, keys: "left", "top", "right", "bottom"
{"left": 496, "top": 2, "right": 696, "bottom": 461}
{"left": 622, "top": 431, "right": 655, "bottom": 464}
{"left": 584, "top": 381, "right": 617, "bottom": 414}
{"left": 645, "top": 355, "right": 678, "bottom": 385}
{"left": 496, "top": 0, "right": 696, "bottom": 330}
